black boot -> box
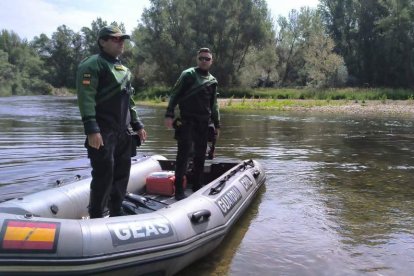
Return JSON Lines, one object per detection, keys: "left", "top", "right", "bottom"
{"left": 191, "top": 170, "right": 204, "bottom": 192}
{"left": 174, "top": 180, "right": 187, "bottom": 200}
{"left": 175, "top": 192, "right": 186, "bottom": 201}
{"left": 89, "top": 190, "right": 105, "bottom": 218}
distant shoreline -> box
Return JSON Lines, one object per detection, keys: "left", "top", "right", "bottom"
{"left": 136, "top": 99, "right": 414, "bottom": 117}
{"left": 218, "top": 99, "right": 414, "bottom": 116}
{"left": 7, "top": 94, "right": 411, "bottom": 117}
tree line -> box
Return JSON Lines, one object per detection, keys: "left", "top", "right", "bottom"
{"left": 0, "top": 0, "right": 413, "bottom": 96}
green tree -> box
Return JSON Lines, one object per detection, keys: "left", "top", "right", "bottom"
{"left": 239, "top": 41, "right": 278, "bottom": 87}
{"left": 319, "top": 0, "right": 414, "bottom": 88}
{"left": 301, "top": 31, "right": 347, "bottom": 87}
{"left": 47, "top": 25, "right": 79, "bottom": 87}
{"left": 0, "top": 50, "right": 14, "bottom": 96}
{"left": 274, "top": 7, "right": 347, "bottom": 87}
{"left": 376, "top": 0, "right": 414, "bottom": 87}
{"left": 296, "top": 9, "right": 347, "bottom": 87}
{"left": 275, "top": 9, "right": 304, "bottom": 86}
{"left": 133, "top": 0, "right": 273, "bottom": 87}
{"left": 31, "top": 33, "right": 51, "bottom": 58}
{"left": 0, "top": 30, "right": 50, "bottom": 95}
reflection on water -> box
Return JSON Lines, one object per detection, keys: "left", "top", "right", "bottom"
{"left": 1, "top": 96, "right": 414, "bottom": 275}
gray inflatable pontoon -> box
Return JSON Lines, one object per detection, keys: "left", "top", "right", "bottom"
{"left": 0, "top": 155, "right": 265, "bottom": 275}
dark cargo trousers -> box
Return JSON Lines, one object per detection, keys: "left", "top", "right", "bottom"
{"left": 86, "top": 131, "right": 131, "bottom": 218}
{"left": 174, "top": 118, "right": 209, "bottom": 194}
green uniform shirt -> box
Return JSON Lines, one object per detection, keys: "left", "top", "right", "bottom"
{"left": 76, "top": 53, "right": 143, "bottom": 135}
{"left": 166, "top": 67, "right": 220, "bottom": 128}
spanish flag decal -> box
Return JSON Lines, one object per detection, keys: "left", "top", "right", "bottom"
{"left": 0, "top": 220, "right": 60, "bottom": 253}
{"left": 82, "top": 73, "right": 91, "bottom": 85}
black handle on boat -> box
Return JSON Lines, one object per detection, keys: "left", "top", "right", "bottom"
{"left": 253, "top": 169, "right": 261, "bottom": 178}
{"left": 190, "top": 209, "right": 211, "bottom": 223}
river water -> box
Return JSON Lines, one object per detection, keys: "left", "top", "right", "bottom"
{"left": 1, "top": 96, "right": 413, "bottom": 275}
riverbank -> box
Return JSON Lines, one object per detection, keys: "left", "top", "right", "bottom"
{"left": 136, "top": 98, "right": 414, "bottom": 116}
{"left": 221, "top": 98, "right": 414, "bottom": 116}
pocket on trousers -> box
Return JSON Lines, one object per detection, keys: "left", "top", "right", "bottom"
{"left": 128, "top": 130, "right": 141, "bottom": 157}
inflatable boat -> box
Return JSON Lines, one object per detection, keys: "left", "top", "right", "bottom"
{"left": 0, "top": 155, "right": 265, "bottom": 275}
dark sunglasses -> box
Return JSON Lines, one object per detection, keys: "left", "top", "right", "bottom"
{"left": 108, "top": 36, "right": 125, "bottom": 43}
{"left": 198, "top": 56, "right": 211, "bottom": 62}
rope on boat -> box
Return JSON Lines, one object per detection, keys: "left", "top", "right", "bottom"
{"left": 209, "top": 160, "right": 255, "bottom": 195}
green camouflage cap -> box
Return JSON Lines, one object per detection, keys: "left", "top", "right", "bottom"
{"left": 98, "top": 25, "right": 130, "bottom": 39}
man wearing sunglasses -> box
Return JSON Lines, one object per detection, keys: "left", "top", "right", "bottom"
{"left": 76, "top": 25, "right": 147, "bottom": 218}
{"left": 165, "top": 48, "right": 220, "bottom": 200}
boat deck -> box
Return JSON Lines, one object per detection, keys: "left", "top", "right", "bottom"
{"left": 121, "top": 160, "right": 238, "bottom": 215}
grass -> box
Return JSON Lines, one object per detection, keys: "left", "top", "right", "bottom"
{"left": 135, "top": 87, "right": 414, "bottom": 101}
{"left": 219, "top": 87, "right": 414, "bottom": 101}
{"left": 220, "top": 97, "right": 347, "bottom": 110}
{"left": 134, "top": 87, "right": 414, "bottom": 110}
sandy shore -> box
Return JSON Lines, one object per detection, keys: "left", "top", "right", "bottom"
{"left": 218, "top": 99, "right": 414, "bottom": 116}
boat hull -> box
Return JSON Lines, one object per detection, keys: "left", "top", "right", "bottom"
{"left": 0, "top": 155, "right": 266, "bottom": 275}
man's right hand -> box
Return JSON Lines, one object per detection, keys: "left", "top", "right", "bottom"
{"left": 165, "top": 117, "right": 174, "bottom": 129}
{"left": 87, "top": 133, "right": 104, "bottom": 149}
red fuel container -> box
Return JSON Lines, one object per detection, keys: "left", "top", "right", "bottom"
{"left": 145, "top": 171, "right": 187, "bottom": 196}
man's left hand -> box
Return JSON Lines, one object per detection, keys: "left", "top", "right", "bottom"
{"left": 137, "top": 128, "right": 147, "bottom": 143}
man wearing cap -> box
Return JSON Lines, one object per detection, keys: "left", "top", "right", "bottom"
{"left": 165, "top": 48, "right": 220, "bottom": 200}
{"left": 76, "top": 25, "right": 147, "bottom": 218}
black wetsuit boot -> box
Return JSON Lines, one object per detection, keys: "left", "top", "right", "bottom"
{"left": 174, "top": 176, "right": 187, "bottom": 200}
